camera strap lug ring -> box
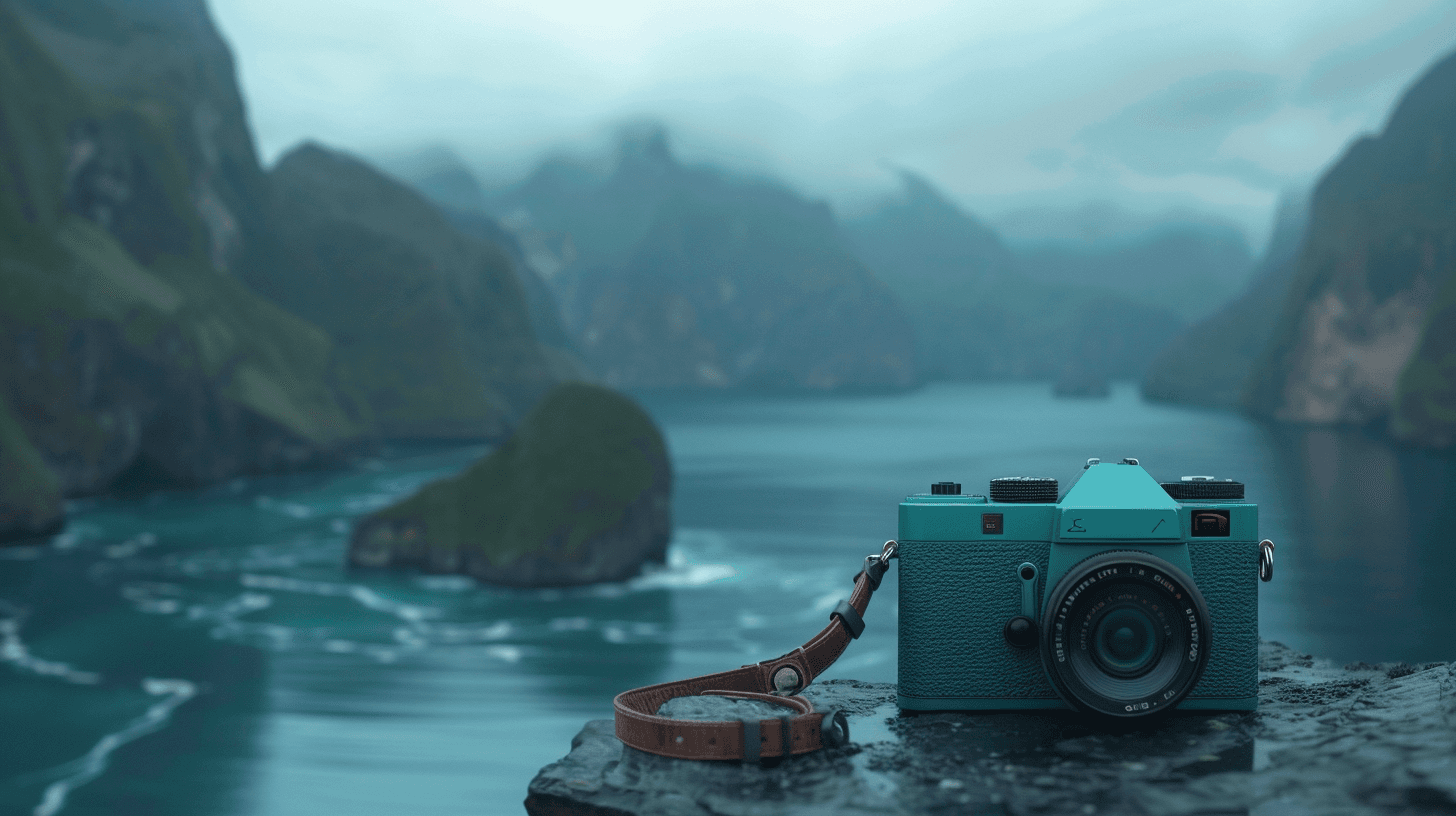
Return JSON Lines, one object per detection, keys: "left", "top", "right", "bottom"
{"left": 1259, "top": 539, "right": 1275, "bottom": 582}
{"left": 856, "top": 540, "right": 899, "bottom": 591}
{"left": 878, "top": 540, "right": 898, "bottom": 563}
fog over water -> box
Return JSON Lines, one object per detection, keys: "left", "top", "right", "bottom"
{"left": 210, "top": 0, "right": 1456, "bottom": 247}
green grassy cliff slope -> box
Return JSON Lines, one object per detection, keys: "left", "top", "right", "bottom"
{"left": 253, "top": 143, "right": 560, "bottom": 439}
{"left": 0, "top": 2, "right": 366, "bottom": 536}
{"left": 349, "top": 383, "right": 671, "bottom": 587}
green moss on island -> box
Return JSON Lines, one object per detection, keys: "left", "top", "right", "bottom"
{"left": 349, "top": 383, "right": 672, "bottom": 587}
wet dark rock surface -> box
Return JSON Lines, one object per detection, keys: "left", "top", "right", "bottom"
{"left": 525, "top": 642, "right": 1455, "bottom": 815}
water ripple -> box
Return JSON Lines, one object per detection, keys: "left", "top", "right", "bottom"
{"left": 31, "top": 678, "right": 196, "bottom": 816}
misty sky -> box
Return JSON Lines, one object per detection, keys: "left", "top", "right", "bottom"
{"left": 210, "top": 0, "right": 1456, "bottom": 249}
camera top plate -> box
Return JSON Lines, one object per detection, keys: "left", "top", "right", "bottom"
{"left": 1054, "top": 461, "right": 1182, "bottom": 543}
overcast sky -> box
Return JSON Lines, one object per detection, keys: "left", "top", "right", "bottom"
{"left": 210, "top": 0, "right": 1456, "bottom": 249}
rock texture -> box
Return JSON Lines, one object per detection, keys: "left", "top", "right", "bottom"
{"left": 1245, "top": 49, "right": 1456, "bottom": 447}
{"left": 490, "top": 128, "right": 917, "bottom": 391}
{"left": 0, "top": 1, "right": 368, "bottom": 538}
{"left": 349, "top": 383, "right": 670, "bottom": 587}
{"left": 526, "top": 642, "right": 1455, "bottom": 815}
{"left": 1142, "top": 192, "right": 1309, "bottom": 409}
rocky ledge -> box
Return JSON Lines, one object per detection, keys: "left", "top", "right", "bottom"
{"left": 525, "top": 642, "right": 1454, "bottom": 815}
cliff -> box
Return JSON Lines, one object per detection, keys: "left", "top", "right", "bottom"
{"left": 0, "top": 2, "right": 368, "bottom": 538}
{"left": 247, "top": 144, "right": 562, "bottom": 439}
{"left": 0, "top": 0, "right": 569, "bottom": 541}
{"left": 349, "top": 383, "right": 671, "bottom": 587}
{"left": 1245, "top": 50, "right": 1456, "bottom": 448}
{"left": 8, "top": 0, "right": 273, "bottom": 276}
{"left": 1142, "top": 192, "right": 1309, "bottom": 408}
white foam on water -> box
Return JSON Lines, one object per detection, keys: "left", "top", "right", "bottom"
{"left": 415, "top": 575, "right": 477, "bottom": 592}
{"left": 486, "top": 645, "right": 523, "bottom": 663}
{"left": 602, "top": 626, "right": 628, "bottom": 644}
{"left": 121, "top": 584, "right": 185, "bottom": 616}
{"left": 253, "top": 496, "right": 314, "bottom": 519}
{"left": 208, "top": 620, "right": 295, "bottom": 650}
{"left": 50, "top": 522, "right": 104, "bottom": 551}
{"left": 343, "top": 494, "right": 395, "bottom": 514}
{"left": 31, "top": 677, "right": 196, "bottom": 816}
{"left": 549, "top": 617, "right": 592, "bottom": 632}
{"left": 239, "top": 574, "right": 440, "bottom": 623}
{"left": 104, "top": 532, "right": 161, "bottom": 559}
{"left": 0, "top": 619, "right": 101, "bottom": 685}
{"left": 392, "top": 628, "right": 428, "bottom": 649}
{"left": 631, "top": 562, "right": 737, "bottom": 590}
{"left": 624, "top": 545, "right": 737, "bottom": 591}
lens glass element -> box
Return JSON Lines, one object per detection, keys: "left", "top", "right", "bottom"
{"left": 1091, "top": 604, "right": 1161, "bottom": 676}
{"left": 1041, "top": 552, "right": 1210, "bottom": 718}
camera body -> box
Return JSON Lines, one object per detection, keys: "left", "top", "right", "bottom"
{"left": 896, "top": 458, "right": 1260, "bottom": 717}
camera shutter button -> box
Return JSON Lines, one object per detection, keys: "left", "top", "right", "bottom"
{"left": 1004, "top": 616, "right": 1037, "bottom": 649}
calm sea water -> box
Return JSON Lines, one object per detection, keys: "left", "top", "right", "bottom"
{"left": 1, "top": 382, "right": 1452, "bottom": 815}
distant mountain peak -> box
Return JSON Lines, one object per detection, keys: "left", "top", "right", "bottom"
{"left": 614, "top": 124, "right": 677, "bottom": 175}
{"left": 893, "top": 169, "right": 955, "bottom": 209}
{"left": 844, "top": 170, "right": 1018, "bottom": 286}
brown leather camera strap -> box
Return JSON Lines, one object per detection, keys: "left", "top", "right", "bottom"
{"left": 613, "top": 542, "right": 896, "bottom": 762}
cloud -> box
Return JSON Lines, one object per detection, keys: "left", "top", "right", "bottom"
{"left": 208, "top": 0, "right": 1456, "bottom": 250}
{"left": 1077, "top": 71, "right": 1282, "bottom": 176}
{"left": 1297, "top": 3, "right": 1456, "bottom": 108}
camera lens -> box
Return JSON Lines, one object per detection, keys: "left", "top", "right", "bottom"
{"left": 1040, "top": 551, "right": 1210, "bottom": 718}
{"left": 1090, "top": 603, "right": 1161, "bottom": 676}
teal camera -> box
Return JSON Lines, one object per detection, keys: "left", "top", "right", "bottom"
{"left": 896, "top": 457, "right": 1270, "bottom": 718}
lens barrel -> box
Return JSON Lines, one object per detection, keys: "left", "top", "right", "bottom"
{"left": 1040, "top": 551, "right": 1210, "bottom": 718}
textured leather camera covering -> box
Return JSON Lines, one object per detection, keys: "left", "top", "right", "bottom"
{"left": 899, "top": 538, "right": 1260, "bottom": 705}
{"left": 1186, "top": 539, "right": 1259, "bottom": 700}
{"left": 898, "top": 540, "right": 1058, "bottom": 700}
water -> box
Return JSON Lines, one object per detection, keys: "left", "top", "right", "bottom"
{"left": 0, "top": 382, "right": 1452, "bottom": 815}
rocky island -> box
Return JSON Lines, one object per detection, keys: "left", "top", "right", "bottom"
{"left": 526, "top": 641, "right": 1455, "bottom": 815}
{"left": 349, "top": 382, "right": 672, "bottom": 587}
